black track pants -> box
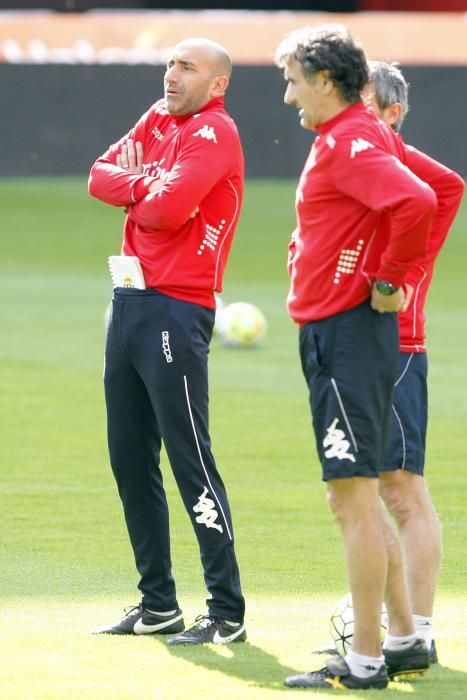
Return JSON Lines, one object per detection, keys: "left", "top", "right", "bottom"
{"left": 104, "top": 288, "right": 245, "bottom": 622}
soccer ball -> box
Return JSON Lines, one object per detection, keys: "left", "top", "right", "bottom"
{"left": 217, "top": 301, "right": 267, "bottom": 347}
{"left": 104, "top": 302, "right": 112, "bottom": 331}
{"left": 213, "top": 293, "right": 225, "bottom": 336}
{"left": 330, "top": 592, "right": 388, "bottom": 656}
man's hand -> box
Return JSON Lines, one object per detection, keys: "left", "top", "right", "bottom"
{"left": 400, "top": 283, "right": 414, "bottom": 313}
{"left": 370, "top": 284, "right": 405, "bottom": 313}
{"left": 116, "top": 139, "right": 144, "bottom": 174}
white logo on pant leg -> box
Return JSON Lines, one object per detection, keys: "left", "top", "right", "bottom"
{"left": 193, "top": 487, "right": 223, "bottom": 533}
{"left": 323, "top": 418, "right": 356, "bottom": 462}
{"left": 161, "top": 331, "right": 173, "bottom": 363}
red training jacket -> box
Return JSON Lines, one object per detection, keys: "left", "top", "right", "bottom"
{"left": 287, "top": 102, "right": 437, "bottom": 324}
{"left": 390, "top": 144, "right": 464, "bottom": 352}
{"left": 88, "top": 96, "right": 244, "bottom": 308}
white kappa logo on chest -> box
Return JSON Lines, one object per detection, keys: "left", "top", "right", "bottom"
{"left": 193, "top": 125, "right": 218, "bottom": 143}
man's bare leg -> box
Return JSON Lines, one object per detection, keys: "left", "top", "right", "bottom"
{"left": 380, "top": 470, "right": 442, "bottom": 646}
{"left": 327, "top": 477, "right": 414, "bottom": 656}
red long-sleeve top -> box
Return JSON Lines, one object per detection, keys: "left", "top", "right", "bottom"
{"left": 389, "top": 144, "right": 464, "bottom": 351}
{"left": 88, "top": 96, "right": 244, "bottom": 308}
{"left": 287, "top": 102, "right": 437, "bottom": 324}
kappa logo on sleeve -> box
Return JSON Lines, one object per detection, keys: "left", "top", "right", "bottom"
{"left": 193, "top": 125, "right": 218, "bottom": 143}
{"left": 143, "top": 157, "right": 170, "bottom": 182}
{"left": 350, "top": 137, "right": 374, "bottom": 159}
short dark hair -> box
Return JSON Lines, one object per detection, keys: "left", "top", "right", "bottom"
{"left": 275, "top": 24, "right": 369, "bottom": 104}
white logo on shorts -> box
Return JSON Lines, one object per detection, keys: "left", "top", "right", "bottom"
{"left": 193, "top": 487, "right": 223, "bottom": 533}
{"left": 323, "top": 418, "right": 356, "bottom": 462}
{"left": 161, "top": 331, "right": 173, "bottom": 363}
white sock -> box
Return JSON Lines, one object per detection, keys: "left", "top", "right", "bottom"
{"left": 345, "top": 650, "right": 385, "bottom": 679}
{"left": 413, "top": 614, "right": 433, "bottom": 648}
{"left": 146, "top": 608, "right": 177, "bottom": 616}
{"left": 383, "top": 631, "right": 418, "bottom": 651}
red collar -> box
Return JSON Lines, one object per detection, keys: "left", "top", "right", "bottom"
{"left": 172, "top": 96, "right": 225, "bottom": 125}
{"left": 316, "top": 101, "right": 369, "bottom": 135}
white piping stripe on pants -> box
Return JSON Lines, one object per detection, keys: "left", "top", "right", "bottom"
{"left": 392, "top": 353, "right": 412, "bottom": 469}
{"left": 183, "top": 375, "right": 233, "bottom": 541}
{"left": 391, "top": 404, "right": 407, "bottom": 470}
{"left": 330, "top": 377, "right": 359, "bottom": 454}
{"left": 395, "top": 352, "right": 414, "bottom": 387}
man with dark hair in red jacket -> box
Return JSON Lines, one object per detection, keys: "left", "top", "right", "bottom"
{"left": 313, "top": 58, "right": 464, "bottom": 670}
{"left": 89, "top": 38, "right": 246, "bottom": 646}
{"left": 275, "top": 25, "right": 437, "bottom": 690}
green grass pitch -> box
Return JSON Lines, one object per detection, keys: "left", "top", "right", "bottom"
{"left": 1, "top": 178, "right": 466, "bottom": 698}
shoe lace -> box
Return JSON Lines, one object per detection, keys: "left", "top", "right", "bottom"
{"left": 189, "top": 614, "right": 217, "bottom": 631}
{"left": 123, "top": 603, "right": 142, "bottom": 618}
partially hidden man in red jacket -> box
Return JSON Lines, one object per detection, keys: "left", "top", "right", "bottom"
{"left": 275, "top": 26, "right": 438, "bottom": 690}
{"left": 89, "top": 38, "right": 246, "bottom": 646}
{"left": 362, "top": 60, "right": 464, "bottom": 665}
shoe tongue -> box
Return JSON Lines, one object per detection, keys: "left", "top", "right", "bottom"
{"left": 193, "top": 616, "right": 213, "bottom": 629}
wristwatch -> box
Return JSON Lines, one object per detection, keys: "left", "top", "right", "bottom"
{"left": 375, "top": 279, "right": 400, "bottom": 296}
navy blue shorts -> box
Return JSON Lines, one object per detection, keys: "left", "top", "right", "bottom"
{"left": 381, "top": 352, "right": 428, "bottom": 475}
{"left": 299, "top": 300, "right": 399, "bottom": 481}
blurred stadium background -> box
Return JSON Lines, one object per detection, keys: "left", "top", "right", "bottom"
{"left": 0, "top": 1, "right": 466, "bottom": 177}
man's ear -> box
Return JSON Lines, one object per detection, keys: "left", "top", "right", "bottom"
{"left": 320, "top": 70, "right": 334, "bottom": 96}
{"left": 210, "top": 75, "right": 229, "bottom": 98}
{"left": 383, "top": 102, "right": 402, "bottom": 128}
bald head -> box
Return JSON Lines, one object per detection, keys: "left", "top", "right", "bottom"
{"left": 173, "top": 38, "right": 232, "bottom": 79}
{"left": 164, "top": 37, "right": 232, "bottom": 116}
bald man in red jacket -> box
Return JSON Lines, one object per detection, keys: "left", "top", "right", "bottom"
{"left": 89, "top": 38, "right": 246, "bottom": 646}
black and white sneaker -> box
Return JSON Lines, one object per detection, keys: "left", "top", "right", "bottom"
{"left": 384, "top": 638, "right": 430, "bottom": 680}
{"left": 93, "top": 604, "right": 184, "bottom": 636}
{"left": 284, "top": 655, "right": 389, "bottom": 690}
{"left": 167, "top": 614, "right": 246, "bottom": 645}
